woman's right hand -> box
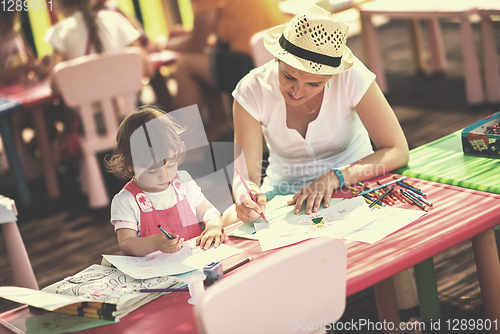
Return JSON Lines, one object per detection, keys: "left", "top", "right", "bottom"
{"left": 235, "top": 192, "right": 267, "bottom": 223}
{"left": 154, "top": 232, "right": 184, "bottom": 253}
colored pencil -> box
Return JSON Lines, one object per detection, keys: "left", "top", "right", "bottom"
{"left": 135, "top": 288, "right": 188, "bottom": 293}
{"left": 359, "top": 176, "right": 407, "bottom": 196}
{"left": 234, "top": 167, "right": 269, "bottom": 223}
{"left": 224, "top": 258, "right": 251, "bottom": 275}
{"left": 158, "top": 224, "right": 174, "bottom": 239}
{"left": 396, "top": 182, "right": 425, "bottom": 196}
{"left": 406, "top": 189, "right": 433, "bottom": 206}
{"left": 369, "top": 185, "right": 395, "bottom": 208}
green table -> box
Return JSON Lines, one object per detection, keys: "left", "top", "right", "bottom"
{"left": 394, "top": 129, "right": 500, "bottom": 322}
{"left": 395, "top": 130, "right": 500, "bottom": 194}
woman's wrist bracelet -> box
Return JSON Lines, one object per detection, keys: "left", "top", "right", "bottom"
{"left": 331, "top": 168, "right": 345, "bottom": 188}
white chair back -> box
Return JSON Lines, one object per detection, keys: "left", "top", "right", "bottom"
{"left": 194, "top": 237, "right": 347, "bottom": 334}
{"left": 53, "top": 48, "right": 144, "bottom": 208}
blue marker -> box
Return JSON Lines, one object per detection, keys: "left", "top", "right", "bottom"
{"left": 158, "top": 224, "right": 174, "bottom": 239}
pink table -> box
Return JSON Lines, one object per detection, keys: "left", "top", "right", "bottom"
{"left": 359, "top": 0, "right": 483, "bottom": 105}
{"left": 1, "top": 174, "right": 500, "bottom": 333}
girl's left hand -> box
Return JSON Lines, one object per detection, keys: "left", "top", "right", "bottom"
{"left": 196, "top": 226, "right": 226, "bottom": 250}
{"left": 287, "top": 172, "right": 339, "bottom": 215}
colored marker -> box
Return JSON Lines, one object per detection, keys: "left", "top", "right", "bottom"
{"left": 369, "top": 185, "right": 395, "bottom": 209}
{"left": 158, "top": 224, "right": 174, "bottom": 239}
{"left": 234, "top": 167, "right": 269, "bottom": 223}
{"left": 223, "top": 257, "right": 252, "bottom": 275}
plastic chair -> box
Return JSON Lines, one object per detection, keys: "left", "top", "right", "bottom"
{"left": 250, "top": 29, "right": 274, "bottom": 67}
{"left": 194, "top": 237, "right": 346, "bottom": 334}
{"left": 1, "top": 196, "right": 38, "bottom": 290}
{"left": 52, "top": 48, "right": 144, "bottom": 208}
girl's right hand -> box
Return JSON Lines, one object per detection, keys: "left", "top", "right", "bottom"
{"left": 235, "top": 192, "right": 267, "bottom": 223}
{"left": 154, "top": 232, "right": 184, "bottom": 253}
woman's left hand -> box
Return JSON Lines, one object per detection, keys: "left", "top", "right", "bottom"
{"left": 287, "top": 171, "right": 339, "bottom": 215}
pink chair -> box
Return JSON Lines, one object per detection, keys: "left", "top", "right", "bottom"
{"left": 194, "top": 237, "right": 346, "bottom": 334}
{"left": 478, "top": 0, "right": 500, "bottom": 103}
{"left": 1, "top": 196, "right": 38, "bottom": 290}
{"left": 359, "top": 0, "right": 484, "bottom": 105}
{"left": 53, "top": 48, "right": 144, "bottom": 208}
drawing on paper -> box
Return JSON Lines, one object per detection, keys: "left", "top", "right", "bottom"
{"left": 50, "top": 266, "right": 174, "bottom": 304}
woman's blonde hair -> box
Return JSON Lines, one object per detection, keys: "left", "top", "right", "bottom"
{"left": 105, "top": 105, "right": 186, "bottom": 180}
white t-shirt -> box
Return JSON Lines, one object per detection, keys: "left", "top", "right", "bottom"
{"left": 232, "top": 57, "right": 376, "bottom": 194}
{"left": 45, "top": 10, "right": 140, "bottom": 60}
{"left": 110, "top": 171, "right": 205, "bottom": 236}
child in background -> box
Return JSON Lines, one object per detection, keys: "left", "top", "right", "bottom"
{"left": 106, "top": 105, "right": 225, "bottom": 256}
{"left": 45, "top": 0, "right": 153, "bottom": 78}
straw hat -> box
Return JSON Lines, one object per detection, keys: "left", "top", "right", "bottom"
{"left": 264, "top": 4, "right": 354, "bottom": 75}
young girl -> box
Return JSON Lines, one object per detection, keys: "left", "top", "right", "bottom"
{"left": 106, "top": 105, "right": 225, "bottom": 256}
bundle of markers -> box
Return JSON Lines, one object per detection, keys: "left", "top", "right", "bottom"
{"left": 345, "top": 176, "right": 432, "bottom": 211}
{"left": 485, "top": 122, "right": 500, "bottom": 135}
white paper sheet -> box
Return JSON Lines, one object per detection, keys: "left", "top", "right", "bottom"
{"left": 255, "top": 197, "right": 369, "bottom": 251}
{"left": 103, "top": 239, "right": 243, "bottom": 279}
{"left": 341, "top": 206, "right": 426, "bottom": 244}
{"left": 255, "top": 197, "right": 426, "bottom": 251}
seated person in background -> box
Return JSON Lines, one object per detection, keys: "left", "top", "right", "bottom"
{"left": 0, "top": 11, "right": 49, "bottom": 88}
{"left": 45, "top": 0, "right": 153, "bottom": 81}
{"left": 90, "top": 0, "right": 176, "bottom": 110}
{"left": 0, "top": 10, "right": 51, "bottom": 180}
{"left": 162, "top": 0, "right": 288, "bottom": 141}
{"left": 223, "top": 5, "right": 409, "bottom": 225}
{"left": 106, "top": 105, "right": 225, "bottom": 256}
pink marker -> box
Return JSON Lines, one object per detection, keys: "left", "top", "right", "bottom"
{"left": 234, "top": 167, "right": 269, "bottom": 223}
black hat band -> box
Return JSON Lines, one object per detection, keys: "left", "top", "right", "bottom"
{"left": 279, "top": 34, "right": 342, "bottom": 67}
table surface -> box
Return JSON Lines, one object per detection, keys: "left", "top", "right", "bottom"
{"left": 395, "top": 130, "right": 500, "bottom": 194}
{"left": 2, "top": 174, "right": 500, "bottom": 334}
{"left": 0, "top": 80, "right": 53, "bottom": 113}
{"left": 359, "top": 0, "right": 478, "bottom": 15}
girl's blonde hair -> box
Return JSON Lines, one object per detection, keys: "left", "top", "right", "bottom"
{"left": 57, "top": 0, "right": 104, "bottom": 53}
{"left": 105, "top": 105, "right": 186, "bottom": 180}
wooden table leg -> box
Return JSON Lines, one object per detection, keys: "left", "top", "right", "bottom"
{"left": 374, "top": 277, "right": 402, "bottom": 333}
{"left": 481, "top": 15, "right": 500, "bottom": 104}
{"left": 425, "top": 17, "right": 447, "bottom": 73}
{"left": 360, "top": 12, "right": 387, "bottom": 93}
{"left": 2, "top": 222, "right": 38, "bottom": 290}
{"left": 471, "top": 228, "right": 500, "bottom": 334}
{"left": 460, "top": 17, "right": 485, "bottom": 105}
{"left": 30, "top": 106, "right": 60, "bottom": 199}
{"left": 408, "top": 19, "right": 427, "bottom": 74}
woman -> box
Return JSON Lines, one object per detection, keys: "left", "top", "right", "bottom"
{"left": 224, "top": 5, "right": 409, "bottom": 224}
{"left": 162, "top": 0, "right": 288, "bottom": 141}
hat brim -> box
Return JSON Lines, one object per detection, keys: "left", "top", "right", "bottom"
{"left": 264, "top": 24, "right": 354, "bottom": 75}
